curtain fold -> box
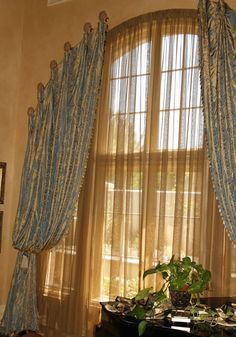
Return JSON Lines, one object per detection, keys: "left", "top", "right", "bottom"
{"left": 0, "top": 15, "right": 107, "bottom": 335}
{"left": 198, "top": 0, "right": 236, "bottom": 243}
{"left": 37, "top": 9, "right": 236, "bottom": 337}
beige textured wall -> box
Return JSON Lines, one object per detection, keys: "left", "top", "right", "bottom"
{"left": 0, "top": 0, "right": 24, "bottom": 306}
{"left": 1, "top": 0, "right": 236, "bottom": 306}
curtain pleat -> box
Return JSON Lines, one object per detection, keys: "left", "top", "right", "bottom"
{"left": 0, "top": 16, "right": 107, "bottom": 335}
{"left": 37, "top": 9, "right": 236, "bottom": 337}
{"left": 198, "top": 0, "right": 236, "bottom": 243}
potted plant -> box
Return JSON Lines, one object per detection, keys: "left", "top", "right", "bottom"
{"left": 144, "top": 255, "right": 211, "bottom": 306}
{"left": 129, "top": 256, "right": 211, "bottom": 336}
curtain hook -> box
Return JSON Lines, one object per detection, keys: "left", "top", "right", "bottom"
{"left": 99, "top": 10, "right": 109, "bottom": 23}
{"left": 27, "top": 107, "right": 35, "bottom": 118}
{"left": 64, "top": 41, "right": 72, "bottom": 52}
{"left": 84, "top": 22, "right": 93, "bottom": 32}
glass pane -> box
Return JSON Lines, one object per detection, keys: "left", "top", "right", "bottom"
{"left": 160, "top": 69, "right": 201, "bottom": 111}
{"left": 111, "top": 42, "right": 151, "bottom": 79}
{"left": 108, "top": 113, "right": 146, "bottom": 153}
{"left": 129, "top": 75, "right": 149, "bottom": 113}
{"left": 161, "top": 34, "right": 184, "bottom": 71}
{"left": 131, "top": 42, "right": 151, "bottom": 76}
{"left": 160, "top": 70, "right": 183, "bottom": 110}
{"left": 161, "top": 34, "right": 199, "bottom": 71}
{"left": 182, "top": 68, "right": 201, "bottom": 108}
{"left": 110, "top": 78, "right": 129, "bottom": 114}
{"left": 158, "top": 109, "right": 180, "bottom": 150}
{"left": 158, "top": 108, "right": 204, "bottom": 150}
{"left": 103, "top": 183, "right": 142, "bottom": 298}
{"left": 184, "top": 34, "right": 199, "bottom": 68}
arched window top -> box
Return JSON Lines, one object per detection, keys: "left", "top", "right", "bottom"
{"left": 103, "top": 8, "right": 202, "bottom": 153}
{"left": 108, "top": 9, "right": 198, "bottom": 40}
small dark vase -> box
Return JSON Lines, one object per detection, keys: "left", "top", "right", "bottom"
{"left": 169, "top": 288, "right": 191, "bottom": 308}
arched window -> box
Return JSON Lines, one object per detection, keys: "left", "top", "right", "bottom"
{"left": 38, "top": 10, "right": 236, "bottom": 337}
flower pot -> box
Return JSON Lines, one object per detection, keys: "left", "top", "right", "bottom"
{"left": 169, "top": 288, "right": 191, "bottom": 308}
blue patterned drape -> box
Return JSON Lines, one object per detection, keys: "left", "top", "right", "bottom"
{"left": 0, "top": 14, "right": 107, "bottom": 334}
{"left": 198, "top": 0, "right": 236, "bottom": 243}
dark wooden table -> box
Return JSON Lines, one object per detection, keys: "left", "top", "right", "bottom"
{"left": 95, "top": 298, "right": 236, "bottom": 337}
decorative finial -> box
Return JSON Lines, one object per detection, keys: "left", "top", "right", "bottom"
{"left": 99, "top": 10, "right": 108, "bottom": 22}
{"left": 50, "top": 60, "right": 58, "bottom": 70}
{"left": 37, "top": 82, "right": 45, "bottom": 93}
{"left": 37, "top": 83, "right": 44, "bottom": 103}
{"left": 27, "top": 107, "right": 35, "bottom": 118}
{"left": 83, "top": 22, "right": 93, "bottom": 32}
{"left": 64, "top": 41, "right": 72, "bottom": 52}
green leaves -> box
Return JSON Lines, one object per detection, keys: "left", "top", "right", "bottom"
{"left": 182, "top": 256, "right": 192, "bottom": 265}
{"left": 188, "top": 280, "right": 205, "bottom": 294}
{"left": 143, "top": 267, "right": 158, "bottom": 279}
{"left": 135, "top": 287, "right": 152, "bottom": 301}
{"left": 162, "top": 271, "right": 169, "bottom": 279}
{"left": 202, "top": 270, "right": 211, "bottom": 283}
{"left": 131, "top": 305, "right": 146, "bottom": 320}
{"left": 142, "top": 255, "right": 211, "bottom": 295}
{"left": 138, "top": 320, "right": 147, "bottom": 336}
{"left": 170, "top": 277, "right": 187, "bottom": 291}
{"left": 143, "top": 262, "right": 169, "bottom": 280}
{"left": 153, "top": 289, "right": 167, "bottom": 302}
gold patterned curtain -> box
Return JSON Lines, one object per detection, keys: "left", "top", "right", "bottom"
{"left": 199, "top": 0, "right": 236, "bottom": 244}
{"left": 37, "top": 9, "right": 236, "bottom": 337}
{"left": 0, "top": 15, "right": 107, "bottom": 336}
